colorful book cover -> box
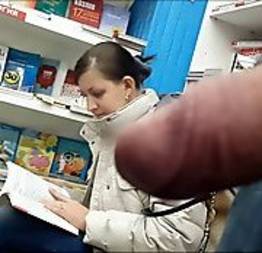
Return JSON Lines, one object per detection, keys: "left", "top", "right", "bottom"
{"left": 50, "top": 138, "right": 92, "bottom": 183}
{"left": 99, "top": 4, "right": 130, "bottom": 35}
{"left": 0, "top": 123, "right": 21, "bottom": 170}
{"left": 1, "top": 48, "right": 41, "bottom": 92}
{"left": 60, "top": 69, "right": 81, "bottom": 99}
{"left": 35, "top": 57, "right": 60, "bottom": 95}
{"left": 1, "top": 59, "right": 25, "bottom": 90}
{"left": 15, "top": 129, "right": 58, "bottom": 176}
{"left": 35, "top": 0, "right": 69, "bottom": 17}
{"left": 68, "top": 0, "right": 103, "bottom": 28}
{"left": 0, "top": 45, "right": 9, "bottom": 83}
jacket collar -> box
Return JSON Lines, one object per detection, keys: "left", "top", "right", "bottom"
{"left": 80, "top": 89, "right": 159, "bottom": 142}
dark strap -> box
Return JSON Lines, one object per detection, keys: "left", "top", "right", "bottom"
{"left": 142, "top": 194, "right": 210, "bottom": 217}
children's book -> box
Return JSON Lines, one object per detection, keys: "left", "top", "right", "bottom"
{"left": 15, "top": 129, "right": 58, "bottom": 176}
{"left": 1, "top": 48, "right": 41, "bottom": 92}
{"left": 0, "top": 123, "right": 21, "bottom": 171}
{"left": 0, "top": 45, "right": 9, "bottom": 82}
{"left": 50, "top": 138, "right": 92, "bottom": 183}
{"left": 35, "top": 57, "right": 60, "bottom": 96}
{"left": 0, "top": 161, "right": 79, "bottom": 235}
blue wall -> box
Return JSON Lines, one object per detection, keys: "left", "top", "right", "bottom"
{"left": 128, "top": 0, "right": 207, "bottom": 94}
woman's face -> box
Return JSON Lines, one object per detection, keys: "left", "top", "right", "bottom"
{"left": 79, "top": 68, "right": 132, "bottom": 118}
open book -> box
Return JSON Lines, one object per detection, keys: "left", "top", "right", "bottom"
{"left": 0, "top": 161, "right": 79, "bottom": 235}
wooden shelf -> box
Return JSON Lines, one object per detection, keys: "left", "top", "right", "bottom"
{"left": 210, "top": 1, "right": 262, "bottom": 32}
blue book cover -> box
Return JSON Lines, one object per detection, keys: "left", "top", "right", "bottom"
{"left": 50, "top": 138, "right": 92, "bottom": 183}
{"left": 0, "top": 123, "right": 21, "bottom": 170}
{"left": 1, "top": 48, "right": 41, "bottom": 92}
{"left": 0, "top": 45, "right": 9, "bottom": 83}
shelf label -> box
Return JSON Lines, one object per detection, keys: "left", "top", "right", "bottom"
{"left": 0, "top": 4, "right": 26, "bottom": 21}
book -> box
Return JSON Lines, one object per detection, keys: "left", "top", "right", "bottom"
{"left": 99, "top": 4, "right": 130, "bottom": 35}
{"left": 1, "top": 48, "right": 41, "bottom": 92}
{"left": 35, "top": 57, "right": 60, "bottom": 96}
{"left": 68, "top": 0, "right": 103, "bottom": 28}
{"left": 1, "top": 58, "right": 25, "bottom": 90}
{"left": 15, "top": 129, "right": 58, "bottom": 176}
{"left": 0, "top": 161, "right": 79, "bottom": 235}
{"left": 60, "top": 69, "right": 81, "bottom": 101}
{"left": 0, "top": 45, "right": 9, "bottom": 82}
{"left": 50, "top": 138, "right": 92, "bottom": 184}
{"left": 0, "top": 123, "right": 21, "bottom": 171}
{"left": 105, "top": 0, "right": 135, "bottom": 9}
{"left": 9, "top": 0, "right": 36, "bottom": 9}
{"left": 35, "top": 0, "right": 69, "bottom": 17}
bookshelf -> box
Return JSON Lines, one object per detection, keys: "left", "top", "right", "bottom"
{"left": 0, "top": 87, "right": 87, "bottom": 140}
{"left": 210, "top": 1, "right": 262, "bottom": 32}
{"left": 0, "top": 3, "right": 146, "bottom": 140}
{"left": 189, "top": 1, "right": 262, "bottom": 73}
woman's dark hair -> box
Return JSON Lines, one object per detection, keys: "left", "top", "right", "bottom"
{"left": 75, "top": 41, "right": 153, "bottom": 89}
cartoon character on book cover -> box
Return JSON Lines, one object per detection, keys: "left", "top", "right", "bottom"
{"left": 50, "top": 138, "right": 92, "bottom": 183}
{"left": 1, "top": 48, "right": 41, "bottom": 92}
{"left": 15, "top": 130, "right": 58, "bottom": 176}
{"left": 0, "top": 124, "right": 21, "bottom": 171}
{"left": 35, "top": 57, "right": 60, "bottom": 96}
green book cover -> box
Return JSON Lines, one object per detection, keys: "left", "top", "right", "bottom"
{"left": 35, "top": 0, "right": 69, "bottom": 17}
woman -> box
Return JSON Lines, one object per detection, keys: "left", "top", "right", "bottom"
{"left": 0, "top": 42, "right": 207, "bottom": 252}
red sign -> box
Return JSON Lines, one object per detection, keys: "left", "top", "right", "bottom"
{"left": 68, "top": 0, "right": 103, "bottom": 28}
{"left": 0, "top": 4, "right": 26, "bottom": 21}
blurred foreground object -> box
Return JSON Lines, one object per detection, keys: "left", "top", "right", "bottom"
{"left": 115, "top": 66, "right": 262, "bottom": 199}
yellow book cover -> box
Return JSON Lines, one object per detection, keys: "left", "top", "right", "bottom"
{"left": 15, "top": 129, "right": 58, "bottom": 176}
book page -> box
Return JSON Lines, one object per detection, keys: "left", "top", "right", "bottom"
{"left": 10, "top": 195, "right": 78, "bottom": 235}
{"left": 5, "top": 162, "right": 69, "bottom": 201}
{"left": 3, "top": 162, "right": 79, "bottom": 235}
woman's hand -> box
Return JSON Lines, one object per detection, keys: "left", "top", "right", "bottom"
{"left": 43, "top": 188, "right": 89, "bottom": 232}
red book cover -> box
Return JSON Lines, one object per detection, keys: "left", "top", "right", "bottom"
{"left": 68, "top": 0, "right": 103, "bottom": 28}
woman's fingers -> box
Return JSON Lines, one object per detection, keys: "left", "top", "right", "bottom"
{"left": 49, "top": 188, "right": 70, "bottom": 202}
